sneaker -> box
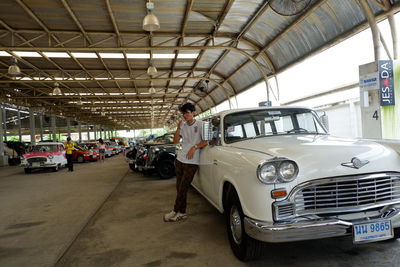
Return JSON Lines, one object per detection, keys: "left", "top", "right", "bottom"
{"left": 163, "top": 211, "right": 176, "bottom": 222}
{"left": 164, "top": 212, "right": 187, "bottom": 222}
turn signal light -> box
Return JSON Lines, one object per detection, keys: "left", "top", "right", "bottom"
{"left": 271, "top": 189, "right": 287, "bottom": 199}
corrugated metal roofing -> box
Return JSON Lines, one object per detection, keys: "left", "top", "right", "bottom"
{"left": 0, "top": 0, "right": 399, "bottom": 129}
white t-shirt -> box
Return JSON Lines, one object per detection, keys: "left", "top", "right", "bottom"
{"left": 176, "top": 120, "right": 204, "bottom": 165}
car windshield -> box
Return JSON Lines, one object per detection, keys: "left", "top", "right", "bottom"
{"left": 224, "top": 108, "right": 327, "bottom": 143}
{"left": 33, "top": 145, "right": 58, "bottom": 152}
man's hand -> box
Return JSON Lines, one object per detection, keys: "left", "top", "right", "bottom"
{"left": 173, "top": 120, "right": 183, "bottom": 144}
{"left": 186, "top": 146, "right": 196, "bottom": 159}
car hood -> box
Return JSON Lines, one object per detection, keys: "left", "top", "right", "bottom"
{"left": 228, "top": 134, "right": 400, "bottom": 181}
{"left": 23, "top": 151, "right": 64, "bottom": 158}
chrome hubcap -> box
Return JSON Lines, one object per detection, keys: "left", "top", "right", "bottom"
{"left": 230, "top": 205, "right": 242, "bottom": 245}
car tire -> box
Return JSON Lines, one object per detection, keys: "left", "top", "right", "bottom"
{"left": 24, "top": 168, "right": 31, "bottom": 174}
{"left": 225, "top": 188, "right": 263, "bottom": 261}
{"left": 129, "top": 163, "right": 138, "bottom": 172}
{"left": 158, "top": 159, "right": 175, "bottom": 179}
{"left": 53, "top": 164, "right": 59, "bottom": 172}
{"left": 391, "top": 228, "right": 400, "bottom": 240}
{"left": 77, "top": 155, "right": 85, "bottom": 163}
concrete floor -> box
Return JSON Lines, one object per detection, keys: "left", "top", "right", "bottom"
{"left": 0, "top": 155, "right": 399, "bottom": 267}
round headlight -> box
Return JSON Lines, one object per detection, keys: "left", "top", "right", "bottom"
{"left": 48, "top": 155, "right": 54, "bottom": 159}
{"left": 278, "top": 161, "right": 297, "bottom": 182}
{"left": 258, "top": 163, "right": 277, "bottom": 184}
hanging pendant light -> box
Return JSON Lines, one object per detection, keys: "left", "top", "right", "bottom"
{"left": 149, "top": 86, "right": 156, "bottom": 94}
{"left": 143, "top": 1, "right": 160, "bottom": 32}
{"left": 77, "top": 98, "right": 83, "bottom": 105}
{"left": 52, "top": 82, "right": 62, "bottom": 95}
{"left": 147, "top": 64, "right": 157, "bottom": 76}
{"left": 8, "top": 57, "right": 21, "bottom": 76}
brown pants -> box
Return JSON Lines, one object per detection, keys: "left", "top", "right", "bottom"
{"left": 174, "top": 160, "right": 199, "bottom": 213}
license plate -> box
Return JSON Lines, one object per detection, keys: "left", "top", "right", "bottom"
{"left": 32, "top": 162, "right": 40, "bottom": 167}
{"left": 353, "top": 220, "right": 393, "bottom": 243}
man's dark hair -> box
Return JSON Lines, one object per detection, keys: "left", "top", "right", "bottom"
{"left": 180, "top": 103, "right": 195, "bottom": 113}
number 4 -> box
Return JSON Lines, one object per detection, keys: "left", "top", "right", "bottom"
{"left": 373, "top": 110, "right": 379, "bottom": 120}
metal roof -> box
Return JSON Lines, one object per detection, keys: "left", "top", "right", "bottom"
{"left": 0, "top": 0, "right": 399, "bottom": 130}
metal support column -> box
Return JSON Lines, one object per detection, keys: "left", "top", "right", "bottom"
{"left": 87, "top": 124, "right": 90, "bottom": 141}
{"left": 94, "top": 125, "right": 97, "bottom": 140}
{"left": 17, "top": 109, "right": 22, "bottom": 142}
{"left": 67, "top": 118, "right": 71, "bottom": 138}
{"left": 51, "top": 114, "right": 57, "bottom": 141}
{"left": 78, "top": 122, "right": 82, "bottom": 143}
{"left": 359, "top": 0, "right": 381, "bottom": 63}
{"left": 0, "top": 105, "right": 7, "bottom": 166}
{"left": 39, "top": 114, "right": 44, "bottom": 141}
{"left": 389, "top": 13, "right": 398, "bottom": 59}
{"left": 2, "top": 106, "right": 7, "bottom": 142}
{"left": 29, "top": 109, "right": 36, "bottom": 146}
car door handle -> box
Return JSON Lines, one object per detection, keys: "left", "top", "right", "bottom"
{"left": 213, "top": 160, "right": 218, "bottom": 165}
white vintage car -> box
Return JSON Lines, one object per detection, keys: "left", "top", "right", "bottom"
{"left": 192, "top": 106, "right": 400, "bottom": 261}
{"left": 20, "top": 142, "right": 67, "bottom": 173}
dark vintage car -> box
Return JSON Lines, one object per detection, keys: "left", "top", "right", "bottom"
{"left": 126, "top": 133, "right": 177, "bottom": 179}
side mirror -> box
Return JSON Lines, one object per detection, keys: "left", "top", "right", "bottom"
{"left": 319, "top": 112, "right": 329, "bottom": 131}
{"left": 202, "top": 121, "right": 212, "bottom": 141}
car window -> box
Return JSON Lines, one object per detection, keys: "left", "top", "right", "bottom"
{"left": 296, "top": 112, "right": 325, "bottom": 133}
{"left": 224, "top": 108, "right": 327, "bottom": 143}
{"left": 243, "top": 122, "right": 257, "bottom": 138}
{"left": 274, "top": 115, "right": 293, "bottom": 133}
{"left": 33, "top": 145, "right": 58, "bottom": 152}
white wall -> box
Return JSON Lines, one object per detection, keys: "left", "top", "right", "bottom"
{"left": 316, "top": 99, "right": 361, "bottom": 138}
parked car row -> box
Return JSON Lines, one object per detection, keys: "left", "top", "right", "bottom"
{"left": 126, "top": 133, "right": 177, "bottom": 179}
{"left": 19, "top": 140, "right": 124, "bottom": 174}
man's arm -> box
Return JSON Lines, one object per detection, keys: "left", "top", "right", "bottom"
{"left": 173, "top": 120, "right": 183, "bottom": 144}
{"left": 194, "top": 140, "right": 208, "bottom": 149}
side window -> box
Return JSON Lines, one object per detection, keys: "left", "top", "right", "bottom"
{"left": 243, "top": 122, "right": 256, "bottom": 138}
{"left": 274, "top": 115, "right": 293, "bottom": 133}
{"left": 226, "top": 125, "right": 243, "bottom": 138}
{"left": 210, "top": 116, "right": 221, "bottom": 146}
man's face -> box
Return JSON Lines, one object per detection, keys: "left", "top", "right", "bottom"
{"left": 182, "top": 110, "right": 194, "bottom": 122}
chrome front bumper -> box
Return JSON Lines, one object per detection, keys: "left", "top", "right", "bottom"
{"left": 21, "top": 162, "right": 57, "bottom": 168}
{"left": 244, "top": 207, "right": 400, "bottom": 243}
{"left": 137, "top": 165, "right": 155, "bottom": 171}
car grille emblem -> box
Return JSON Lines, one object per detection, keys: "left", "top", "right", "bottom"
{"left": 341, "top": 157, "right": 369, "bottom": 169}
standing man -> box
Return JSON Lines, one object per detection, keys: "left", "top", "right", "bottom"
{"left": 65, "top": 137, "right": 74, "bottom": 172}
{"left": 164, "top": 103, "right": 207, "bottom": 222}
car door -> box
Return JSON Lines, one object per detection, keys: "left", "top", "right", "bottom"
{"left": 195, "top": 116, "right": 222, "bottom": 206}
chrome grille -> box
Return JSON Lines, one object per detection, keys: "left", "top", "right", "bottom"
{"left": 293, "top": 173, "right": 400, "bottom": 216}
{"left": 275, "top": 203, "right": 295, "bottom": 220}
{"left": 27, "top": 157, "right": 47, "bottom": 163}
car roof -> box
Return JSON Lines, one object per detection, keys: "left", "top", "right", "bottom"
{"left": 207, "top": 106, "right": 312, "bottom": 118}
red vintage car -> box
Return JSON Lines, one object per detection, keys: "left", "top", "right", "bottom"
{"left": 72, "top": 145, "right": 98, "bottom": 163}
{"left": 20, "top": 142, "right": 67, "bottom": 173}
